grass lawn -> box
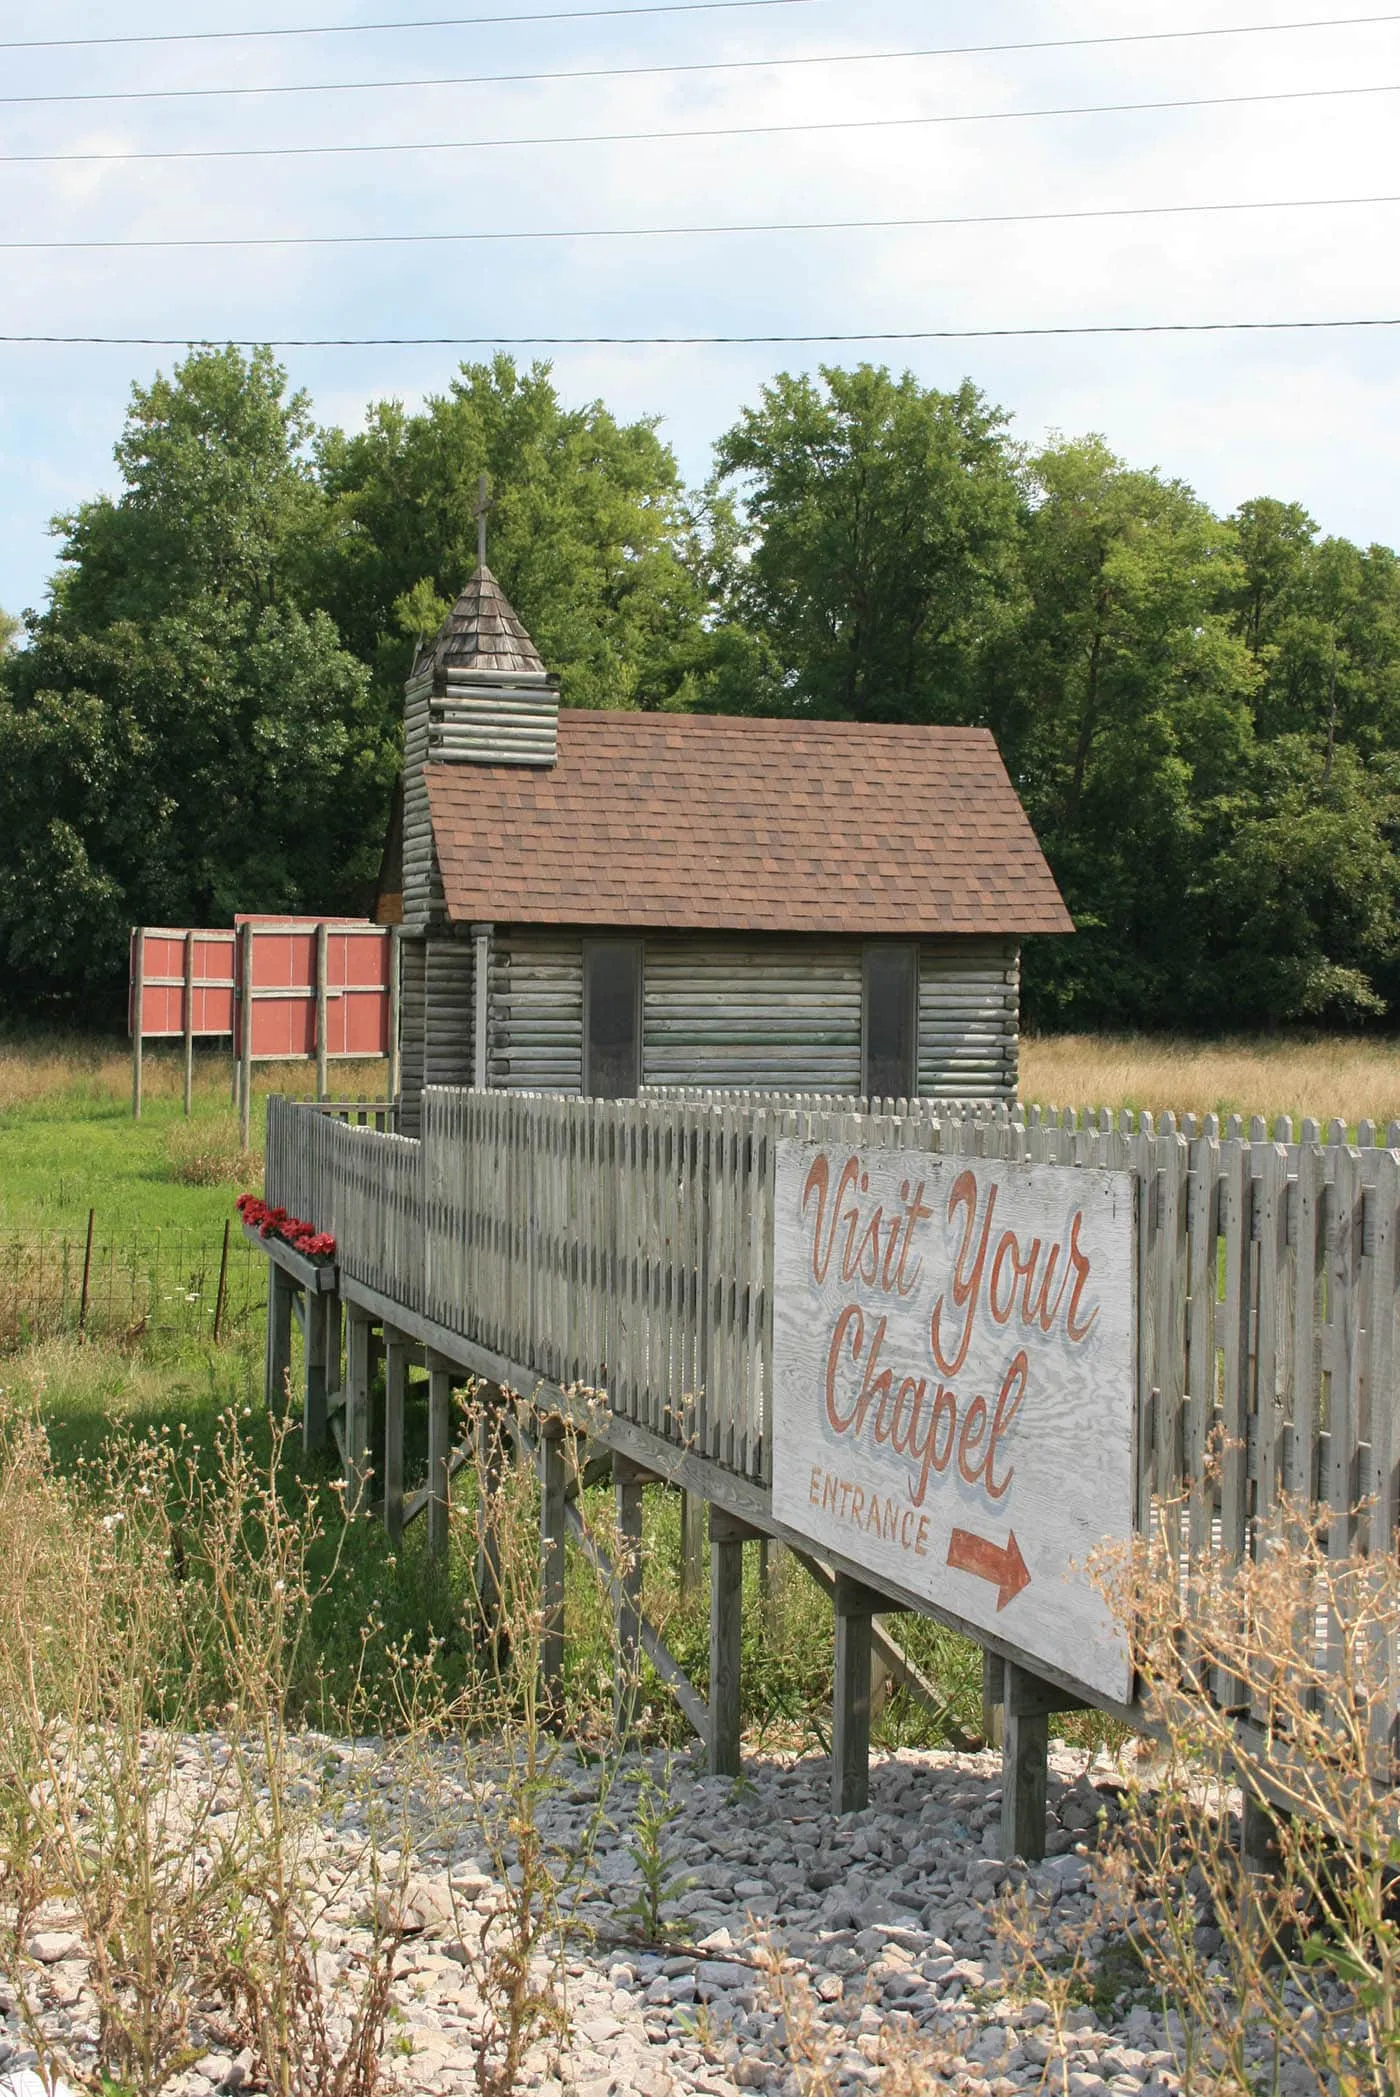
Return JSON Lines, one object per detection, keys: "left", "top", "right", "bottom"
{"left": 0, "top": 1033, "right": 389, "bottom": 1234}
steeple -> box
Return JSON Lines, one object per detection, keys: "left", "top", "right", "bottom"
{"left": 422, "top": 564, "right": 547, "bottom": 678}
{"left": 405, "top": 476, "right": 559, "bottom": 772}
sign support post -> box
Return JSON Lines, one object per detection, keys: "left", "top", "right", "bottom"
{"left": 182, "top": 930, "right": 195, "bottom": 1118}
{"left": 832, "top": 1574, "right": 880, "bottom": 1814}
{"left": 1001, "top": 1663, "right": 1086, "bottom": 1862}
{"left": 238, "top": 923, "right": 255, "bottom": 1150}
{"left": 130, "top": 928, "right": 145, "bottom": 1121}
{"left": 708, "top": 1508, "right": 754, "bottom": 1777}
{"left": 315, "top": 922, "right": 329, "bottom": 1103}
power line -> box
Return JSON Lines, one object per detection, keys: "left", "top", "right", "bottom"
{"left": 3, "top": 317, "right": 1398, "bottom": 347}
{"left": 5, "top": 14, "right": 1399, "bottom": 109}
{"left": 4, "top": 79, "right": 1397, "bottom": 165}
{"left": 6, "top": 192, "right": 1400, "bottom": 253}
{"left": 0, "top": 0, "right": 825, "bottom": 55}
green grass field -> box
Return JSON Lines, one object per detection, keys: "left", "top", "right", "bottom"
{"left": 0, "top": 1036, "right": 389, "bottom": 1233}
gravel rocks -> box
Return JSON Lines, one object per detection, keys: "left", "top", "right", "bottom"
{"left": 0, "top": 1735, "right": 1221, "bottom": 2095}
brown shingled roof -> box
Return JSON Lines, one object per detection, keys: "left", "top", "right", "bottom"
{"left": 422, "top": 565, "right": 547, "bottom": 676}
{"left": 424, "top": 713, "right": 1072, "bottom": 936}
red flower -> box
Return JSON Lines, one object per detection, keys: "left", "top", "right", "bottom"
{"left": 235, "top": 1194, "right": 336, "bottom": 1262}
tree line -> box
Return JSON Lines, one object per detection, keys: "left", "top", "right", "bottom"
{"left": 1, "top": 345, "right": 1397, "bottom": 1034}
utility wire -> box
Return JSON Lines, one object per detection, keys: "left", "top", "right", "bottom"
{"left": 5, "top": 14, "right": 1400, "bottom": 109}
{"left": 3, "top": 318, "right": 1398, "bottom": 347}
{"left": 3, "top": 79, "right": 1397, "bottom": 164}
{"left": 0, "top": 0, "right": 826, "bottom": 54}
{"left": 6, "top": 192, "right": 1400, "bottom": 253}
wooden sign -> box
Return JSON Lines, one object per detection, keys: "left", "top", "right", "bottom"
{"left": 772, "top": 1143, "right": 1137, "bottom": 1703}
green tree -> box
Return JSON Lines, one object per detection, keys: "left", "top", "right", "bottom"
{"left": 0, "top": 348, "right": 388, "bottom": 1016}
{"left": 0, "top": 607, "right": 17, "bottom": 656}
{"left": 1193, "top": 737, "right": 1399, "bottom": 1023}
{"left": 707, "top": 363, "right": 1022, "bottom": 720}
{"left": 989, "top": 438, "right": 1260, "bottom": 1026}
{"left": 312, "top": 355, "right": 713, "bottom": 710}
{"left": 1228, "top": 501, "right": 1400, "bottom": 763}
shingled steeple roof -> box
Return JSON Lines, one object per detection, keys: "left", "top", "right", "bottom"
{"left": 424, "top": 565, "right": 547, "bottom": 677}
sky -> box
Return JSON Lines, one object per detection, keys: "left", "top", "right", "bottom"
{"left": 1, "top": 0, "right": 1399, "bottom": 620}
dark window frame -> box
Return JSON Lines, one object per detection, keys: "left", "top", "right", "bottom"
{"left": 862, "top": 943, "right": 919, "bottom": 1101}
{"left": 582, "top": 937, "right": 643, "bottom": 1098}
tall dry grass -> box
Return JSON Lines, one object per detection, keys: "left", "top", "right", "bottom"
{"left": 0, "top": 1031, "right": 388, "bottom": 1116}
{"left": 1021, "top": 1033, "right": 1400, "bottom": 1131}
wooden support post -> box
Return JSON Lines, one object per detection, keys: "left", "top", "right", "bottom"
{"left": 264, "top": 1263, "right": 294, "bottom": 1412}
{"left": 130, "top": 927, "right": 145, "bottom": 1121}
{"left": 709, "top": 1508, "right": 752, "bottom": 1779}
{"left": 182, "top": 929, "right": 195, "bottom": 1117}
{"left": 344, "top": 1304, "right": 372, "bottom": 1517}
{"left": 315, "top": 921, "right": 329, "bottom": 1103}
{"left": 679, "top": 1488, "right": 704, "bottom": 1597}
{"left": 539, "top": 1419, "right": 567, "bottom": 1717}
{"left": 238, "top": 922, "right": 254, "bottom": 1151}
{"left": 383, "top": 1328, "right": 409, "bottom": 1547}
{"left": 982, "top": 1647, "right": 1006, "bottom": 1748}
{"left": 474, "top": 1390, "right": 504, "bottom": 1628}
{"left": 304, "top": 1288, "right": 329, "bottom": 1451}
{"left": 1000, "top": 1663, "right": 1083, "bottom": 1862}
{"left": 833, "top": 1573, "right": 879, "bottom": 1815}
{"left": 387, "top": 925, "right": 402, "bottom": 1104}
{"left": 471, "top": 922, "right": 491, "bottom": 1090}
{"left": 614, "top": 1455, "right": 646, "bottom": 1738}
{"left": 1242, "top": 1792, "right": 1286, "bottom": 1879}
{"left": 425, "top": 1352, "right": 453, "bottom": 1562}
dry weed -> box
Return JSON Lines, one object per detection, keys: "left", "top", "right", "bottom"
{"left": 163, "top": 1112, "right": 262, "bottom": 1186}
{"left": 0, "top": 1399, "right": 412, "bottom": 2097}
{"left": 1060, "top": 1499, "right": 1400, "bottom": 2095}
{"left": 1021, "top": 1032, "right": 1400, "bottom": 1130}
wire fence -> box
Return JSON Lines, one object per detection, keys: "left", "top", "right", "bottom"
{"left": 0, "top": 1216, "right": 265, "bottom": 1350}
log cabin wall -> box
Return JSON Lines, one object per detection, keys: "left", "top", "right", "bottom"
{"left": 643, "top": 938, "right": 862, "bottom": 1091}
{"left": 425, "top": 936, "right": 476, "bottom": 1089}
{"left": 477, "top": 930, "right": 1020, "bottom": 1099}
{"left": 398, "top": 936, "right": 427, "bottom": 1134}
{"left": 918, "top": 939, "right": 1020, "bottom": 1100}
{"left": 488, "top": 929, "right": 585, "bottom": 1091}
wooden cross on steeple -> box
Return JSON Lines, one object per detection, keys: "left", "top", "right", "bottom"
{"left": 474, "top": 471, "right": 494, "bottom": 572}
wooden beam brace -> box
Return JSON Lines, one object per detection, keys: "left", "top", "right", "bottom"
{"left": 560, "top": 1493, "right": 711, "bottom": 1750}
{"left": 400, "top": 1445, "right": 469, "bottom": 1531}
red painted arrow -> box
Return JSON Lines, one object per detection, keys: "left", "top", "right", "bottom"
{"left": 946, "top": 1527, "right": 1031, "bottom": 1611}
